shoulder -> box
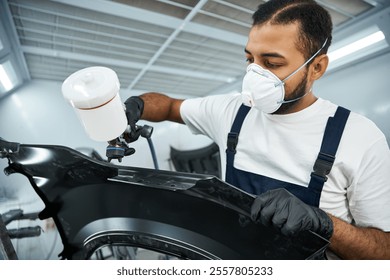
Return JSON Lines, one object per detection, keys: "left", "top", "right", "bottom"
{"left": 344, "top": 110, "right": 386, "bottom": 148}
{"left": 317, "top": 99, "right": 385, "bottom": 145}
{"left": 179, "top": 92, "right": 244, "bottom": 139}
{"left": 181, "top": 92, "right": 243, "bottom": 121}
{"left": 182, "top": 92, "right": 242, "bottom": 111}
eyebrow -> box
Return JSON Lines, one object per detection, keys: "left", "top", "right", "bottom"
{"left": 244, "top": 48, "right": 286, "bottom": 59}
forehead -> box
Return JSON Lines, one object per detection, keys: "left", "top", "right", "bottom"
{"left": 246, "top": 22, "right": 303, "bottom": 59}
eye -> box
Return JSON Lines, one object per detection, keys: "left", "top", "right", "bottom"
{"left": 245, "top": 57, "right": 254, "bottom": 64}
{"left": 264, "top": 60, "right": 279, "bottom": 69}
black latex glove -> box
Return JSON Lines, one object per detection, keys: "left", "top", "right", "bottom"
{"left": 250, "top": 188, "right": 333, "bottom": 239}
{"left": 124, "top": 96, "right": 144, "bottom": 126}
{"left": 124, "top": 96, "right": 144, "bottom": 142}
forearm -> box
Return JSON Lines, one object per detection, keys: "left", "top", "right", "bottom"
{"left": 139, "top": 92, "right": 184, "bottom": 123}
{"left": 329, "top": 215, "right": 390, "bottom": 259}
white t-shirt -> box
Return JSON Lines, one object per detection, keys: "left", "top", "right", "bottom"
{"left": 180, "top": 93, "right": 390, "bottom": 232}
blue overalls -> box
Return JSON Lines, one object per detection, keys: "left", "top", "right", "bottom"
{"left": 225, "top": 104, "right": 350, "bottom": 207}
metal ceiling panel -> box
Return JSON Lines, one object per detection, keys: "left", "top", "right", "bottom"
{"left": 133, "top": 70, "right": 228, "bottom": 96}
{"left": 3, "top": 0, "right": 385, "bottom": 98}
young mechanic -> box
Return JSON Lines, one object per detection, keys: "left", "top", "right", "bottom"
{"left": 124, "top": 0, "right": 390, "bottom": 259}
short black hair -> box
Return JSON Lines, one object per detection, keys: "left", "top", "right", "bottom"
{"left": 252, "top": 0, "right": 332, "bottom": 61}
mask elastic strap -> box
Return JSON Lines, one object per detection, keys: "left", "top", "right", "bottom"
{"left": 275, "top": 38, "right": 328, "bottom": 87}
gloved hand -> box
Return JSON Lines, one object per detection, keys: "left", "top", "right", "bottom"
{"left": 250, "top": 188, "right": 333, "bottom": 239}
{"left": 124, "top": 96, "right": 144, "bottom": 142}
{"left": 124, "top": 96, "right": 144, "bottom": 126}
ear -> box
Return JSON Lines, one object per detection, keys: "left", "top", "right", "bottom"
{"left": 309, "top": 54, "right": 329, "bottom": 81}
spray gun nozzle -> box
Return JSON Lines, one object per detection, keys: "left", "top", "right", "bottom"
{"left": 106, "top": 124, "right": 153, "bottom": 162}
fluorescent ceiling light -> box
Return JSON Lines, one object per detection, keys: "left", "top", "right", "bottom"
{"left": 329, "top": 31, "right": 385, "bottom": 62}
{"left": 0, "top": 61, "right": 16, "bottom": 92}
{"left": 327, "top": 26, "right": 388, "bottom": 71}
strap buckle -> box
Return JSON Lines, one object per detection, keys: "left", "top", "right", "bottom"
{"left": 226, "top": 132, "right": 239, "bottom": 154}
{"left": 311, "top": 152, "right": 335, "bottom": 182}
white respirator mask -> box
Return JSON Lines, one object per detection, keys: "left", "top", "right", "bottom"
{"left": 241, "top": 38, "right": 328, "bottom": 114}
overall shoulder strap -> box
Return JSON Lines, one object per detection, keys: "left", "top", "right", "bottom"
{"left": 225, "top": 104, "right": 251, "bottom": 180}
{"left": 226, "top": 105, "right": 251, "bottom": 155}
{"left": 308, "top": 106, "right": 351, "bottom": 194}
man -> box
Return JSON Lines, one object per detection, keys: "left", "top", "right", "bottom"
{"left": 124, "top": 0, "right": 390, "bottom": 259}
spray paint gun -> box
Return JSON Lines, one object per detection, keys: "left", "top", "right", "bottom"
{"left": 106, "top": 123, "right": 153, "bottom": 162}
{"left": 62, "top": 66, "right": 153, "bottom": 162}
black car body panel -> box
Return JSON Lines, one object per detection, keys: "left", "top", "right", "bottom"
{"left": 1, "top": 138, "right": 328, "bottom": 259}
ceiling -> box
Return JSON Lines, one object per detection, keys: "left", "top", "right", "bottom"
{"left": 1, "top": 0, "right": 390, "bottom": 97}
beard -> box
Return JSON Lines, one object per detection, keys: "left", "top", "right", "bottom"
{"left": 275, "top": 74, "right": 309, "bottom": 114}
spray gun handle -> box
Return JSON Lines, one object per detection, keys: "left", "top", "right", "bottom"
{"left": 123, "top": 124, "right": 153, "bottom": 143}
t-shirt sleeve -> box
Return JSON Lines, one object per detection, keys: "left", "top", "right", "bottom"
{"left": 180, "top": 93, "right": 242, "bottom": 143}
{"left": 348, "top": 136, "right": 390, "bottom": 231}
